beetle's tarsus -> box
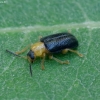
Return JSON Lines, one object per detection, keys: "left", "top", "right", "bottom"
{"left": 62, "top": 60, "right": 69, "bottom": 64}
{"left": 78, "top": 53, "right": 83, "bottom": 57}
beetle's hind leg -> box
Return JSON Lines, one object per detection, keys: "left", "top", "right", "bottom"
{"left": 49, "top": 55, "right": 69, "bottom": 64}
{"left": 63, "top": 49, "right": 83, "bottom": 57}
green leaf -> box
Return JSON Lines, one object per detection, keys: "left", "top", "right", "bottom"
{"left": 0, "top": 0, "right": 100, "bottom": 100}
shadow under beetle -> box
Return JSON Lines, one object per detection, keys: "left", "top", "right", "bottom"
{"left": 6, "top": 32, "right": 83, "bottom": 76}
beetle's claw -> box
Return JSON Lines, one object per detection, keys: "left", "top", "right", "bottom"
{"left": 79, "top": 53, "right": 83, "bottom": 57}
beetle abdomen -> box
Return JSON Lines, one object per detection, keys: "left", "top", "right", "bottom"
{"left": 40, "top": 32, "right": 78, "bottom": 53}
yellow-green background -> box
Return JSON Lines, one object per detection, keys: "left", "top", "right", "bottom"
{"left": 0, "top": 0, "right": 100, "bottom": 100}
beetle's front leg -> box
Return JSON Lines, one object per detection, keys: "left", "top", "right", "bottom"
{"left": 49, "top": 55, "right": 69, "bottom": 64}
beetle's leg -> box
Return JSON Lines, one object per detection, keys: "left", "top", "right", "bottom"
{"left": 68, "top": 30, "right": 71, "bottom": 33}
{"left": 15, "top": 45, "right": 31, "bottom": 55}
{"left": 41, "top": 53, "right": 46, "bottom": 70}
{"left": 49, "top": 55, "right": 69, "bottom": 64}
{"left": 67, "top": 49, "right": 83, "bottom": 57}
{"left": 62, "top": 49, "right": 68, "bottom": 54}
{"left": 39, "top": 36, "right": 42, "bottom": 40}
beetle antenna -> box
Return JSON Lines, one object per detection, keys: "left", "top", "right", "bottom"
{"left": 29, "top": 63, "right": 32, "bottom": 76}
{"left": 6, "top": 49, "right": 20, "bottom": 57}
{"left": 6, "top": 49, "right": 27, "bottom": 60}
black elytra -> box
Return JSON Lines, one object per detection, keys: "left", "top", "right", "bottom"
{"left": 40, "top": 32, "right": 78, "bottom": 53}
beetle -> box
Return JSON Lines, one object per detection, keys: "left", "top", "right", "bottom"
{"left": 6, "top": 32, "right": 83, "bottom": 76}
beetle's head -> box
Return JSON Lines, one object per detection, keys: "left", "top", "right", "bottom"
{"left": 27, "top": 50, "right": 35, "bottom": 63}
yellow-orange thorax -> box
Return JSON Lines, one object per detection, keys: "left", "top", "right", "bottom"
{"left": 31, "top": 42, "right": 48, "bottom": 57}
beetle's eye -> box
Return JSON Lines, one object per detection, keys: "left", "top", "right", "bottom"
{"left": 27, "top": 50, "right": 34, "bottom": 60}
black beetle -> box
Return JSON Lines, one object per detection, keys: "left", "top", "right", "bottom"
{"left": 6, "top": 32, "right": 83, "bottom": 76}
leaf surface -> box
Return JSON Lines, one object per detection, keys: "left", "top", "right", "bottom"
{"left": 0, "top": 0, "right": 100, "bottom": 100}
